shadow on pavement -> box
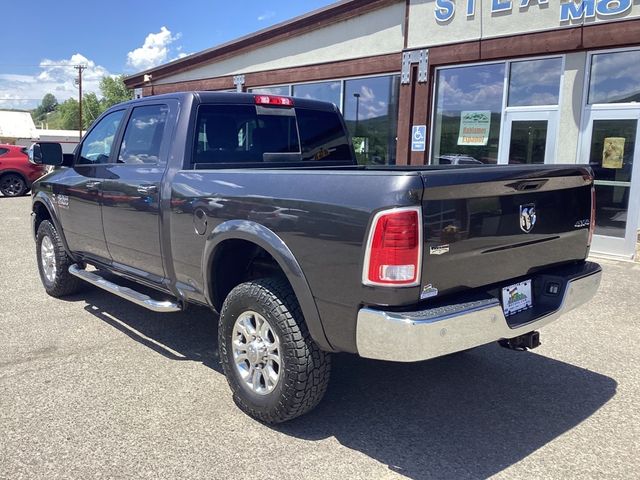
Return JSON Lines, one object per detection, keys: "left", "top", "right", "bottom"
{"left": 67, "top": 284, "right": 222, "bottom": 374}
{"left": 67, "top": 286, "right": 616, "bottom": 480}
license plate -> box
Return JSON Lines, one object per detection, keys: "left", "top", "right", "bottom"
{"left": 502, "top": 280, "right": 533, "bottom": 316}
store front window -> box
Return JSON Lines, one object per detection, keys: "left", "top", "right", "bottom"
{"left": 432, "top": 63, "right": 505, "bottom": 165}
{"left": 292, "top": 81, "right": 341, "bottom": 108}
{"left": 343, "top": 75, "right": 400, "bottom": 165}
{"left": 433, "top": 58, "right": 563, "bottom": 166}
{"left": 508, "top": 57, "right": 563, "bottom": 107}
{"left": 589, "top": 50, "right": 640, "bottom": 104}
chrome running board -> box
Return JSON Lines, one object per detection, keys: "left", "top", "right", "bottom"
{"left": 68, "top": 264, "right": 181, "bottom": 313}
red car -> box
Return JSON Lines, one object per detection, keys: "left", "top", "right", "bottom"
{"left": 0, "top": 144, "right": 47, "bottom": 197}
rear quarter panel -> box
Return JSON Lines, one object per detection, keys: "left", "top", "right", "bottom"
{"left": 169, "top": 169, "right": 425, "bottom": 353}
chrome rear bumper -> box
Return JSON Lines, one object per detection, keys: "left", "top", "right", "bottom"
{"left": 356, "top": 265, "right": 602, "bottom": 362}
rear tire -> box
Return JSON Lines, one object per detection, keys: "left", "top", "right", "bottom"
{"left": 218, "top": 277, "right": 331, "bottom": 424}
{"left": 0, "top": 173, "right": 27, "bottom": 197}
{"left": 36, "top": 220, "right": 84, "bottom": 297}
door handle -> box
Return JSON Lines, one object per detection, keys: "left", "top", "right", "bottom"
{"left": 137, "top": 184, "right": 158, "bottom": 195}
{"left": 86, "top": 180, "right": 101, "bottom": 192}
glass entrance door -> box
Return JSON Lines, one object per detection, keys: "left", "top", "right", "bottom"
{"left": 499, "top": 111, "right": 557, "bottom": 165}
{"left": 581, "top": 110, "right": 640, "bottom": 258}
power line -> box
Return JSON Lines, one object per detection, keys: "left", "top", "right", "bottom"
{"left": 0, "top": 64, "right": 87, "bottom": 68}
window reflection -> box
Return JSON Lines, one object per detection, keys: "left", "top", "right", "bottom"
{"left": 509, "top": 58, "right": 562, "bottom": 106}
{"left": 508, "top": 120, "right": 548, "bottom": 164}
{"left": 589, "top": 50, "right": 640, "bottom": 104}
{"left": 292, "top": 81, "right": 341, "bottom": 108}
{"left": 433, "top": 64, "right": 505, "bottom": 165}
{"left": 343, "top": 75, "right": 400, "bottom": 165}
{"left": 248, "top": 86, "right": 291, "bottom": 96}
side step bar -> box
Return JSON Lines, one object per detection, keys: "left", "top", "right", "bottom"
{"left": 69, "top": 264, "right": 181, "bottom": 313}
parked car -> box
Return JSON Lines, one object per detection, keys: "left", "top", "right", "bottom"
{"left": 29, "top": 92, "right": 601, "bottom": 423}
{"left": 0, "top": 144, "right": 47, "bottom": 196}
{"left": 436, "top": 154, "right": 484, "bottom": 165}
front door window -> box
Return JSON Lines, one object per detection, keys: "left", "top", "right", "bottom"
{"left": 77, "top": 110, "right": 125, "bottom": 165}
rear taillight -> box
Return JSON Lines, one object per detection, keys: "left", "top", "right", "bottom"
{"left": 254, "top": 95, "right": 294, "bottom": 107}
{"left": 363, "top": 207, "right": 422, "bottom": 287}
{"left": 588, "top": 186, "right": 596, "bottom": 246}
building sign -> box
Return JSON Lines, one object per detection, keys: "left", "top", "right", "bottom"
{"left": 458, "top": 111, "right": 491, "bottom": 146}
{"left": 412, "top": 125, "right": 427, "bottom": 151}
{"left": 435, "top": 0, "right": 634, "bottom": 23}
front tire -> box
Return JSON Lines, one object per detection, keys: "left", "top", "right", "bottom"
{"left": 218, "top": 277, "right": 331, "bottom": 424}
{"left": 0, "top": 173, "right": 27, "bottom": 197}
{"left": 36, "top": 220, "right": 84, "bottom": 297}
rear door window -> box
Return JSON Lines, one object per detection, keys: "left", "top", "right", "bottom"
{"left": 117, "top": 105, "right": 168, "bottom": 165}
{"left": 192, "top": 104, "right": 353, "bottom": 167}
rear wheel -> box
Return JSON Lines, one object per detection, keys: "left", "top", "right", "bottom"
{"left": 218, "top": 277, "right": 331, "bottom": 424}
{"left": 0, "top": 173, "right": 27, "bottom": 197}
{"left": 36, "top": 220, "right": 84, "bottom": 297}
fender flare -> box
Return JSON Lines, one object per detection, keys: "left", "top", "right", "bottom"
{"left": 202, "top": 220, "right": 335, "bottom": 352}
{"left": 32, "top": 193, "right": 76, "bottom": 260}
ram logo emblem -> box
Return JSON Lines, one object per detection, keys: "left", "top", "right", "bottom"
{"left": 520, "top": 204, "right": 537, "bottom": 233}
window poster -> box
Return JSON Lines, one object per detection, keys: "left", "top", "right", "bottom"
{"left": 458, "top": 111, "right": 491, "bottom": 146}
{"left": 602, "top": 137, "right": 625, "bottom": 169}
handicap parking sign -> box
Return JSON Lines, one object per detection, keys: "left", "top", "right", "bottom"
{"left": 412, "top": 125, "right": 426, "bottom": 152}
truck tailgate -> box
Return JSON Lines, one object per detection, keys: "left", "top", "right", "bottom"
{"left": 420, "top": 166, "right": 593, "bottom": 296}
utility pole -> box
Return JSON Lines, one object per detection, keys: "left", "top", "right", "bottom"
{"left": 74, "top": 65, "right": 86, "bottom": 139}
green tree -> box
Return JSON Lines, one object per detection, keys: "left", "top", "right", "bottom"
{"left": 31, "top": 76, "right": 132, "bottom": 132}
{"left": 32, "top": 93, "right": 59, "bottom": 125}
{"left": 100, "top": 75, "right": 133, "bottom": 109}
{"left": 58, "top": 98, "right": 80, "bottom": 130}
{"left": 82, "top": 92, "right": 102, "bottom": 129}
{"left": 41, "top": 93, "right": 58, "bottom": 113}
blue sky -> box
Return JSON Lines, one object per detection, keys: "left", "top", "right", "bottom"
{"left": 0, "top": 0, "right": 335, "bottom": 110}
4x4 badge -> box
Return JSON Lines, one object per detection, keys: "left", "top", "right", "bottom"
{"left": 520, "top": 203, "right": 537, "bottom": 233}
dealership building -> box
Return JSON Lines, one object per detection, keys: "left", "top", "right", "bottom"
{"left": 125, "top": 0, "right": 640, "bottom": 259}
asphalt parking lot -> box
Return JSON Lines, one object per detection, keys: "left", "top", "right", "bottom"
{"left": 1, "top": 195, "right": 639, "bottom": 480}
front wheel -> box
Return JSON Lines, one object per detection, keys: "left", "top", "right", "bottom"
{"left": 218, "top": 277, "right": 331, "bottom": 424}
{"left": 0, "top": 174, "right": 27, "bottom": 197}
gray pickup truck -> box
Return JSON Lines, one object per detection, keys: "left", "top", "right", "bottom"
{"left": 29, "top": 92, "right": 601, "bottom": 423}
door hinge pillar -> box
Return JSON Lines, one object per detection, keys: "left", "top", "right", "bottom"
{"left": 401, "top": 49, "right": 429, "bottom": 85}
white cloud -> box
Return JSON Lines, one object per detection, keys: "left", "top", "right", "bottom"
{"left": 126, "top": 26, "right": 182, "bottom": 72}
{"left": 360, "top": 85, "right": 375, "bottom": 101}
{"left": 0, "top": 53, "right": 110, "bottom": 110}
{"left": 257, "top": 11, "right": 276, "bottom": 21}
{"left": 438, "top": 73, "right": 504, "bottom": 112}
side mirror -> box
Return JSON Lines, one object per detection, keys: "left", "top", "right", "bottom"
{"left": 30, "top": 142, "right": 64, "bottom": 166}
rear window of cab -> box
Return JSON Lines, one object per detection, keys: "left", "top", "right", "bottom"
{"left": 191, "top": 104, "right": 354, "bottom": 167}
